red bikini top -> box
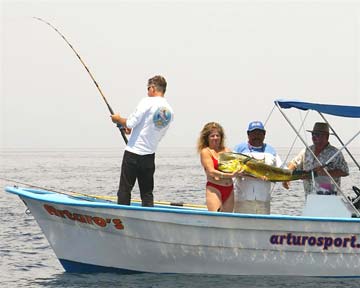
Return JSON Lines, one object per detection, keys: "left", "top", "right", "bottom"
{"left": 211, "top": 155, "right": 219, "bottom": 170}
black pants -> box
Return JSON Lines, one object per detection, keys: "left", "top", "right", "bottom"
{"left": 118, "top": 150, "right": 155, "bottom": 206}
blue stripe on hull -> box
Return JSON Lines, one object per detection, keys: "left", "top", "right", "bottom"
{"left": 59, "top": 259, "right": 143, "bottom": 274}
{"left": 55, "top": 259, "right": 360, "bottom": 277}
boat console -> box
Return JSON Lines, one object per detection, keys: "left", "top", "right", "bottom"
{"left": 302, "top": 194, "right": 353, "bottom": 218}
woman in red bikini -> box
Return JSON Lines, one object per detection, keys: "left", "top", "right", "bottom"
{"left": 197, "top": 122, "right": 242, "bottom": 212}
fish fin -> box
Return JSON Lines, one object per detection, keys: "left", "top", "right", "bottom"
{"left": 232, "top": 152, "right": 253, "bottom": 160}
{"left": 243, "top": 158, "right": 251, "bottom": 164}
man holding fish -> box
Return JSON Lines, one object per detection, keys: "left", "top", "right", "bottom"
{"left": 232, "top": 121, "right": 282, "bottom": 214}
{"left": 283, "top": 122, "right": 349, "bottom": 195}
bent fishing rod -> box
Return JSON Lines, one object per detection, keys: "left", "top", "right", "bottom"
{"left": 33, "top": 17, "right": 128, "bottom": 144}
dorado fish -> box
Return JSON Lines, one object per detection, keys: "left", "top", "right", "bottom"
{"left": 218, "top": 152, "right": 311, "bottom": 182}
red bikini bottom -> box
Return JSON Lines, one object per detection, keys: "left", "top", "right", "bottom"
{"left": 206, "top": 182, "right": 233, "bottom": 203}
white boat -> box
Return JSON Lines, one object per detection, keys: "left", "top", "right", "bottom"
{"left": 4, "top": 100, "right": 360, "bottom": 277}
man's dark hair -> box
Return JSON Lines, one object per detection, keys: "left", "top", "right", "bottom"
{"left": 148, "top": 75, "right": 167, "bottom": 94}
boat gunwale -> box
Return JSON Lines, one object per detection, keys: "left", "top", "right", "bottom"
{"left": 6, "top": 186, "right": 360, "bottom": 224}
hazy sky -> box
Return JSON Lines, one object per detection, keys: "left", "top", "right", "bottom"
{"left": 1, "top": 0, "right": 360, "bottom": 150}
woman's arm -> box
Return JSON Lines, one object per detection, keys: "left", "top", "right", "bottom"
{"left": 200, "top": 149, "right": 240, "bottom": 180}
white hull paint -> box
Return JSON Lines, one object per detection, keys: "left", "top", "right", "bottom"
{"left": 6, "top": 187, "right": 360, "bottom": 276}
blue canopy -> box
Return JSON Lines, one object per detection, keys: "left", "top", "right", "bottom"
{"left": 275, "top": 99, "right": 360, "bottom": 118}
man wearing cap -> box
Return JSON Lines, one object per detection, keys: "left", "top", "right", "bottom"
{"left": 233, "top": 121, "right": 282, "bottom": 214}
{"left": 283, "top": 122, "right": 349, "bottom": 195}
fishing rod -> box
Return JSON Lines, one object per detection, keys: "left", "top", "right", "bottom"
{"left": 33, "top": 17, "right": 128, "bottom": 144}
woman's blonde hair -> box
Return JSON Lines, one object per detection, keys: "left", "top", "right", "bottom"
{"left": 197, "top": 122, "right": 225, "bottom": 153}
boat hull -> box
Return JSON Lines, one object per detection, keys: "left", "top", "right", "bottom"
{"left": 6, "top": 187, "right": 360, "bottom": 276}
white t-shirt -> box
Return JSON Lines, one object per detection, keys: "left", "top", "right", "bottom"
{"left": 125, "top": 96, "right": 173, "bottom": 155}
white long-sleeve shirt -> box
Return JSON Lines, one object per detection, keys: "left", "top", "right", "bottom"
{"left": 125, "top": 96, "right": 174, "bottom": 155}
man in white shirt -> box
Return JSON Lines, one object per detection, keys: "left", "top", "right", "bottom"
{"left": 233, "top": 121, "right": 282, "bottom": 214}
{"left": 111, "top": 75, "right": 174, "bottom": 206}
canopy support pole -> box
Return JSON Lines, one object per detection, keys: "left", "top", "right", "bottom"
{"left": 275, "top": 102, "right": 360, "bottom": 217}
{"left": 319, "top": 112, "right": 360, "bottom": 171}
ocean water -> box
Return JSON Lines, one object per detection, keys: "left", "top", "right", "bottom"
{"left": 1, "top": 147, "right": 360, "bottom": 288}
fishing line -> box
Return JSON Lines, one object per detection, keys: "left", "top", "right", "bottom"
{"left": 0, "top": 176, "right": 113, "bottom": 202}
{"left": 263, "top": 104, "right": 275, "bottom": 127}
{"left": 282, "top": 110, "right": 310, "bottom": 166}
{"left": 1, "top": 177, "right": 205, "bottom": 208}
{"left": 33, "top": 17, "right": 128, "bottom": 144}
{"left": 259, "top": 104, "right": 279, "bottom": 195}
{"left": 271, "top": 110, "right": 310, "bottom": 196}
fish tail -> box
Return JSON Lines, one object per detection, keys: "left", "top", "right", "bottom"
{"left": 292, "top": 170, "right": 312, "bottom": 179}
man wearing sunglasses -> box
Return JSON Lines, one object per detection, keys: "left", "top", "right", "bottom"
{"left": 111, "top": 75, "right": 174, "bottom": 206}
{"left": 283, "top": 122, "right": 348, "bottom": 195}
